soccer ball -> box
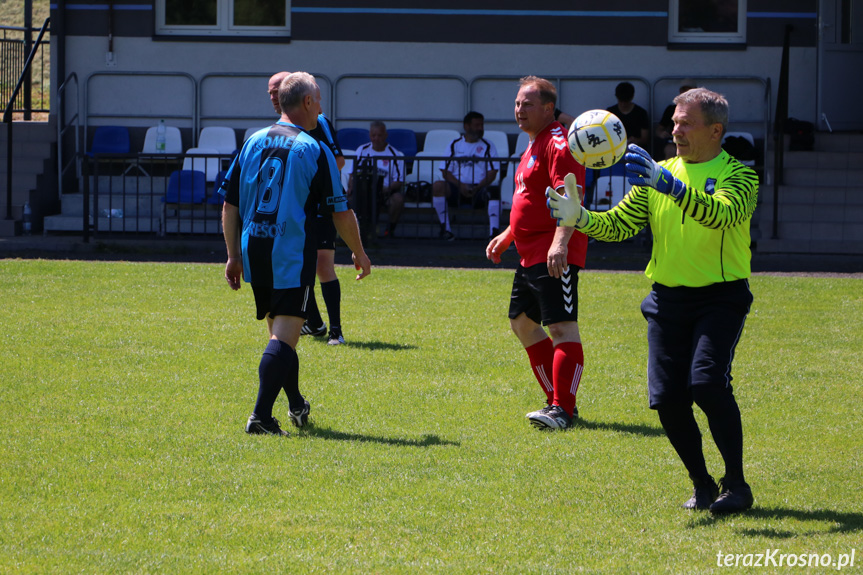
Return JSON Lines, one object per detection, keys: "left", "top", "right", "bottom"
{"left": 567, "top": 110, "right": 627, "bottom": 169}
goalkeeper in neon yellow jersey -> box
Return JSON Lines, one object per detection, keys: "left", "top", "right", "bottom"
{"left": 548, "top": 88, "right": 759, "bottom": 514}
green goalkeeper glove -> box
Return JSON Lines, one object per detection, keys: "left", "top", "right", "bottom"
{"left": 546, "top": 172, "right": 590, "bottom": 229}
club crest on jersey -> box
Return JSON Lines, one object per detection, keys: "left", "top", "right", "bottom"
{"left": 527, "top": 155, "right": 537, "bottom": 169}
{"left": 705, "top": 178, "right": 717, "bottom": 195}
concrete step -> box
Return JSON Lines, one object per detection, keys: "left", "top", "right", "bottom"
{"left": 0, "top": 141, "right": 56, "bottom": 159}
{"left": 761, "top": 220, "right": 862, "bottom": 241}
{"left": 783, "top": 150, "right": 863, "bottom": 170}
{"left": 757, "top": 238, "right": 863, "bottom": 254}
{"left": 44, "top": 210, "right": 224, "bottom": 235}
{"left": 782, "top": 167, "right": 863, "bottom": 187}
{"left": 44, "top": 215, "right": 161, "bottom": 234}
{"left": 0, "top": 157, "right": 48, "bottom": 176}
{"left": 759, "top": 185, "right": 863, "bottom": 206}
{"left": 813, "top": 132, "right": 863, "bottom": 152}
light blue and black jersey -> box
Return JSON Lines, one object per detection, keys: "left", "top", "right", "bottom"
{"left": 310, "top": 114, "right": 342, "bottom": 159}
{"left": 221, "top": 121, "right": 347, "bottom": 289}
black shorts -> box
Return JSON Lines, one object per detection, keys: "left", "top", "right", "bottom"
{"left": 508, "top": 262, "right": 580, "bottom": 326}
{"left": 313, "top": 216, "right": 336, "bottom": 251}
{"left": 251, "top": 284, "right": 313, "bottom": 321}
{"left": 640, "top": 279, "right": 753, "bottom": 409}
{"left": 445, "top": 182, "right": 500, "bottom": 208}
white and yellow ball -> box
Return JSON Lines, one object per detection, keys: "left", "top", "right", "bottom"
{"left": 567, "top": 110, "right": 627, "bottom": 169}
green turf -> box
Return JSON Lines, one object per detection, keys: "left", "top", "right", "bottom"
{"left": 1, "top": 260, "right": 860, "bottom": 573}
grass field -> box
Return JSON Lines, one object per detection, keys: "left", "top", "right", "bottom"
{"left": 1, "top": 259, "right": 860, "bottom": 573}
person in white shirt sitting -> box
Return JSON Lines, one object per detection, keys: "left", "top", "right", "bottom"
{"left": 349, "top": 121, "right": 406, "bottom": 238}
{"left": 432, "top": 111, "right": 501, "bottom": 241}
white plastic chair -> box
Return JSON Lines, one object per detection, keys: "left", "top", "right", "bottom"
{"left": 421, "top": 129, "right": 460, "bottom": 154}
{"left": 182, "top": 147, "right": 221, "bottom": 182}
{"left": 514, "top": 132, "right": 531, "bottom": 157}
{"left": 198, "top": 126, "right": 237, "bottom": 154}
{"left": 411, "top": 151, "right": 444, "bottom": 184}
{"left": 481, "top": 130, "right": 510, "bottom": 185}
{"left": 142, "top": 125, "right": 183, "bottom": 154}
{"left": 483, "top": 130, "right": 511, "bottom": 158}
{"left": 500, "top": 172, "right": 515, "bottom": 209}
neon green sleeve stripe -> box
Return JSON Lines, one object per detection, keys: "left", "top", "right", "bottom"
{"left": 675, "top": 162, "right": 759, "bottom": 231}
{"left": 582, "top": 184, "right": 650, "bottom": 242}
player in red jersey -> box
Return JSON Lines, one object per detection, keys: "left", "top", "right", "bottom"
{"left": 486, "top": 76, "right": 588, "bottom": 430}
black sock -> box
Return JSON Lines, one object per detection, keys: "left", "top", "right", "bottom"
{"left": 255, "top": 339, "right": 294, "bottom": 421}
{"left": 305, "top": 288, "right": 324, "bottom": 327}
{"left": 692, "top": 385, "right": 746, "bottom": 485}
{"left": 321, "top": 279, "right": 341, "bottom": 329}
{"left": 276, "top": 341, "right": 302, "bottom": 411}
{"left": 656, "top": 401, "right": 711, "bottom": 483}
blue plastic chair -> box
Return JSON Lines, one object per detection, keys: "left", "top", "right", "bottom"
{"left": 208, "top": 170, "right": 228, "bottom": 205}
{"left": 386, "top": 129, "right": 418, "bottom": 158}
{"left": 88, "top": 125, "right": 131, "bottom": 157}
{"left": 163, "top": 170, "right": 207, "bottom": 204}
{"left": 336, "top": 128, "right": 370, "bottom": 151}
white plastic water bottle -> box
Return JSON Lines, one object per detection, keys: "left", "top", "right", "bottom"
{"left": 22, "top": 201, "right": 32, "bottom": 235}
{"left": 156, "top": 119, "right": 167, "bottom": 153}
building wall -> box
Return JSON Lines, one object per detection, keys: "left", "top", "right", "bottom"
{"left": 54, "top": 1, "right": 818, "bottom": 137}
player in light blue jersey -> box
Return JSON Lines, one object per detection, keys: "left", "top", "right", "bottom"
{"left": 222, "top": 72, "right": 371, "bottom": 436}
{"left": 269, "top": 71, "right": 348, "bottom": 346}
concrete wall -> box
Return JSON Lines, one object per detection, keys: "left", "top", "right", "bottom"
{"left": 62, "top": 37, "right": 817, "bottom": 139}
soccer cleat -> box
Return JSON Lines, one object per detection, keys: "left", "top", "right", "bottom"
{"left": 526, "top": 404, "right": 553, "bottom": 420}
{"left": 300, "top": 320, "right": 327, "bottom": 337}
{"left": 709, "top": 479, "right": 754, "bottom": 514}
{"left": 245, "top": 414, "right": 289, "bottom": 436}
{"left": 527, "top": 404, "right": 572, "bottom": 430}
{"left": 683, "top": 476, "right": 719, "bottom": 510}
{"left": 439, "top": 224, "right": 455, "bottom": 242}
{"left": 327, "top": 327, "right": 345, "bottom": 346}
{"left": 288, "top": 399, "right": 311, "bottom": 428}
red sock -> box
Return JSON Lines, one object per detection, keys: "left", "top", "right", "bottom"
{"left": 525, "top": 338, "right": 555, "bottom": 404}
{"left": 553, "top": 342, "right": 584, "bottom": 417}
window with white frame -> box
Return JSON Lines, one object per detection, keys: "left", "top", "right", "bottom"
{"left": 156, "top": 0, "right": 290, "bottom": 37}
{"left": 668, "top": 0, "right": 746, "bottom": 44}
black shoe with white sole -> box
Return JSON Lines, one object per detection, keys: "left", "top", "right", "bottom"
{"left": 288, "top": 399, "right": 311, "bottom": 428}
{"left": 245, "top": 414, "right": 289, "bottom": 436}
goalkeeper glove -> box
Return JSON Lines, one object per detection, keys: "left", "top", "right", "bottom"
{"left": 546, "top": 172, "right": 589, "bottom": 229}
{"left": 624, "top": 144, "right": 687, "bottom": 200}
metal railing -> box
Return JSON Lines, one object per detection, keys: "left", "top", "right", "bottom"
{"left": 57, "top": 72, "right": 80, "bottom": 199}
{"left": 198, "top": 72, "right": 333, "bottom": 136}
{"left": 1, "top": 23, "right": 50, "bottom": 119}
{"left": 3, "top": 17, "right": 50, "bottom": 222}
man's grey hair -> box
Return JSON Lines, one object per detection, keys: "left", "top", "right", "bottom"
{"left": 370, "top": 120, "right": 387, "bottom": 131}
{"left": 674, "top": 87, "right": 728, "bottom": 136}
{"left": 278, "top": 72, "right": 317, "bottom": 113}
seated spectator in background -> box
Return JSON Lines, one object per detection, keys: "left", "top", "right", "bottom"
{"left": 554, "top": 108, "right": 576, "bottom": 130}
{"left": 349, "top": 121, "right": 406, "bottom": 238}
{"left": 607, "top": 81, "right": 650, "bottom": 148}
{"left": 432, "top": 111, "right": 501, "bottom": 241}
{"left": 655, "top": 83, "right": 696, "bottom": 160}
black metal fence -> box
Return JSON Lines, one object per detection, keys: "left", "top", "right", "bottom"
{"left": 0, "top": 24, "right": 50, "bottom": 119}
{"left": 76, "top": 152, "right": 633, "bottom": 242}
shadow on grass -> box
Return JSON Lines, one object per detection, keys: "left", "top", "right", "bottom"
{"left": 343, "top": 340, "right": 419, "bottom": 351}
{"left": 303, "top": 426, "right": 459, "bottom": 447}
{"left": 688, "top": 507, "right": 863, "bottom": 535}
{"left": 309, "top": 339, "right": 418, "bottom": 351}
{"left": 572, "top": 418, "right": 665, "bottom": 437}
